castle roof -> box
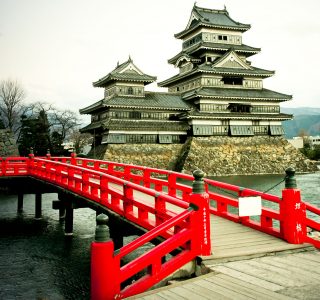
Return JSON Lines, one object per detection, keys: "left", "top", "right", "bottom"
{"left": 80, "top": 92, "right": 190, "bottom": 114}
{"left": 175, "top": 4, "right": 250, "bottom": 39}
{"left": 158, "top": 65, "right": 274, "bottom": 87}
{"left": 93, "top": 57, "right": 156, "bottom": 87}
{"left": 182, "top": 111, "right": 293, "bottom": 121}
{"left": 168, "top": 42, "right": 260, "bottom": 65}
{"left": 182, "top": 87, "right": 292, "bottom": 102}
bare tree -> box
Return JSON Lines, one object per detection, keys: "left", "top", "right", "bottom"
{"left": 51, "top": 109, "right": 80, "bottom": 140}
{"left": 0, "top": 79, "right": 26, "bottom": 132}
{"left": 69, "top": 130, "right": 92, "bottom": 154}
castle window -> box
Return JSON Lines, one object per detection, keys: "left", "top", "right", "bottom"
{"left": 228, "top": 103, "right": 251, "bottom": 113}
{"left": 128, "top": 87, "right": 133, "bottom": 94}
{"left": 129, "top": 111, "right": 141, "bottom": 119}
{"left": 222, "top": 76, "right": 243, "bottom": 85}
{"left": 218, "top": 35, "right": 228, "bottom": 41}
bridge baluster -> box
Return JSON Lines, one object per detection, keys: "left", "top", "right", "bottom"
{"left": 189, "top": 170, "right": 211, "bottom": 256}
{"left": 280, "top": 168, "right": 307, "bottom": 244}
{"left": 123, "top": 183, "right": 134, "bottom": 217}
{"left": 168, "top": 173, "right": 177, "bottom": 197}
{"left": 100, "top": 176, "right": 109, "bottom": 205}
{"left": 155, "top": 194, "right": 166, "bottom": 226}
{"left": 82, "top": 171, "right": 90, "bottom": 195}
{"left": 91, "top": 214, "right": 120, "bottom": 300}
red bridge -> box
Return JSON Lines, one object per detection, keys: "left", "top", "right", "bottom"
{"left": 0, "top": 154, "right": 319, "bottom": 299}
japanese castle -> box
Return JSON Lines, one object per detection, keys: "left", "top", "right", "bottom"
{"left": 80, "top": 4, "right": 292, "bottom": 145}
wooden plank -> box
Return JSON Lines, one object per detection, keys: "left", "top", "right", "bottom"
{"left": 157, "top": 290, "right": 186, "bottom": 300}
{"left": 209, "top": 265, "right": 283, "bottom": 291}
{"left": 221, "top": 260, "right": 299, "bottom": 287}
{"left": 165, "top": 285, "right": 209, "bottom": 300}
{"left": 183, "top": 283, "right": 229, "bottom": 299}
{"left": 215, "top": 273, "right": 292, "bottom": 300}
{"left": 245, "top": 260, "right": 317, "bottom": 286}
{"left": 293, "top": 252, "right": 320, "bottom": 263}
{"left": 194, "top": 277, "right": 251, "bottom": 300}
{"left": 259, "top": 256, "right": 320, "bottom": 280}
{"left": 208, "top": 274, "right": 292, "bottom": 300}
{"left": 209, "top": 244, "right": 306, "bottom": 260}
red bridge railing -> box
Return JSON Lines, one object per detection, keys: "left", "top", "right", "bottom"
{"left": 1, "top": 155, "right": 320, "bottom": 298}
{"left": 49, "top": 156, "right": 320, "bottom": 249}
{"left": 0, "top": 155, "right": 211, "bottom": 299}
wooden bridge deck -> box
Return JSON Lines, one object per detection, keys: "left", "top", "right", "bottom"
{"left": 129, "top": 214, "right": 318, "bottom": 300}
{"left": 206, "top": 215, "right": 312, "bottom": 262}
{"left": 130, "top": 250, "right": 320, "bottom": 300}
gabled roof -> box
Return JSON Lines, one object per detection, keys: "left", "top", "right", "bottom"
{"left": 168, "top": 42, "right": 261, "bottom": 64}
{"left": 182, "top": 87, "right": 292, "bottom": 102}
{"left": 93, "top": 57, "right": 157, "bottom": 87}
{"left": 212, "top": 50, "right": 253, "bottom": 70}
{"left": 175, "top": 4, "right": 250, "bottom": 39}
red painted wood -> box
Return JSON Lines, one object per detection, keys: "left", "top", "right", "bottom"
{"left": 1, "top": 155, "right": 320, "bottom": 299}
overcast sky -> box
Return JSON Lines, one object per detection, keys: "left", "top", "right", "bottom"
{"left": 1, "top": 0, "right": 320, "bottom": 115}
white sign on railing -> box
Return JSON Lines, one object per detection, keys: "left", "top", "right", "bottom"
{"left": 238, "top": 196, "right": 262, "bottom": 217}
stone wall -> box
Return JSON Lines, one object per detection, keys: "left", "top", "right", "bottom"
{"left": 183, "top": 136, "right": 317, "bottom": 176}
{"left": 0, "top": 129, "right": 19, "bottom": 157}
{"left": 103, "top": 143, "right": 184, "bottom": 170}
{"left": 95, "top": 136, "right": 317, "bottom": 176}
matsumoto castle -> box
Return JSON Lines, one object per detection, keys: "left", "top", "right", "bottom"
{"left": 80, "top": 4, "right": 315, "bottom": 175}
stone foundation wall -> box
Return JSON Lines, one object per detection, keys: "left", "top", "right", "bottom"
{"left": 183, "top": 136, "right": 317, "bottom": 176}
{"left": 95, "top": 136, "right": 317, "bottom": 176}
{"left": 0, "top": 130, "right": 19, "bottom": 157}
{"left": 103, "top": 143, "right": 185, "bottom": 170}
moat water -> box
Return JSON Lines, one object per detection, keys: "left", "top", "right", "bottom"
{"left": 0, "top": 172, "right": 319, "bottom": 299}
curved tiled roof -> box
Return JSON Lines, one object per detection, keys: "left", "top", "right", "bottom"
{"left": 103, "top": 92, "right": 190, "bottom": 110}
{"left": 175, "top": 5, "right": 250, "bottom": 39}
{"left": 182, "top": 87, "right": 292, "bottom": 101}
{"left": 168, "top": 42, "right": 261, "bottom": 64}
{"left": 158, "top": 64, "right": 274, "bottom": 87}
{"left": 93, "top": 58, "right": 156, "bottom": 87}
{"left": 185, "top": 112, "right": 293, "bottom": 121}
{"left": 107, "top": 119, "right": 190, "bottom": 131}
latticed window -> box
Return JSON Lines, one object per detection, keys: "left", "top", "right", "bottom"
{"left": 128, "top": 87, "right": 133, "bottom": 95}
{"left": 129, "top": 111, "right": 141, "bottom": 119}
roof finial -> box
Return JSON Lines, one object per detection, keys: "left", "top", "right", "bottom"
{"left": 128, "top": 55, "right": 132, "bottom": 62}
{"left": 224, "top": 4, "right": 227, "bottom": 10}
{"left": 117, "top": 61, "right": 119, "bottom": 67}
{"left": 194, "top": 1, "right": 197, "bottom": 6}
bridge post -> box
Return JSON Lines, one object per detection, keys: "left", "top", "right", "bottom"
{"left": 17, "top": 193, "right": 24, "bottom": 213}
{"left": 35, "top": 193, "right": 42, "bottom": 219}
{"left": 46, "top": 149, "right": 51, "bottom": 160}
{"left": 58, "top": 193, "right": 66, "bottom": 220}
{"left": 280, "top": 167, "right": 306, "bottom": 244}
{"left": 65, "top": 203, "right": 74, "bottom": 236}
{"left": 189, "top": 170, "right": 211, "bottom": 256}
{"left": 70, "top": 152, "right": 77, "bottom": 165}
{"left": 91, "top": 214, "right": 119, "bottom": 300}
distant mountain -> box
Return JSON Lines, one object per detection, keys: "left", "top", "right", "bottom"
{"left": 281, "top": 107, "right": 320, "bottom": 138}
{"left": 281, "top": 107, "right": 320, "bottom": 116}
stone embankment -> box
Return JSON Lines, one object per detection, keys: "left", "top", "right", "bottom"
{"left": 103, "top": 143, "right": 184, "bottom": 170}
{"left": 98, "top": 136, "right": 317, "bottom": 176}
{"left": 183, "top": 136, "right": 317, "bottom": 176}
{"left": 0, "top": 129, "right": 19, "bottom": 157}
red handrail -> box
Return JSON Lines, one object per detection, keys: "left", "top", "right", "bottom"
{"left": 50, "top": 156, "right": 319, "bottom": 246}
{"left": 1, "top": 156, "right": 319, "bottom": 247}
